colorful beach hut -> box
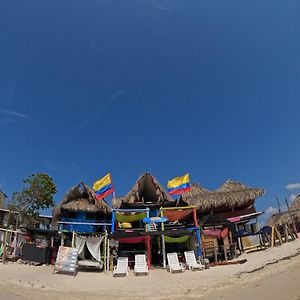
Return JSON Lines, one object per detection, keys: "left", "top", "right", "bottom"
{"left": 54, "top": 182, "right": 112, "bottom": 270}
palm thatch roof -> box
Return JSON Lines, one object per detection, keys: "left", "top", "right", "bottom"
{"left": 181, "top": 179, "right": 264, "bottom": 212}
{"left": 113, "top": 173, "right": 174, "bottom": 208}
{"left": 53, "top": 182, "right": 111, "bottom": 218}
{"left": 267, "top": 195, "right": 300, "bottom": 226}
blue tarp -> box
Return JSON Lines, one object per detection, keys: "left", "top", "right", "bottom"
{"left": 235, "top": 226, "right": 272, "bottom": 238}
{"left": 59, "top": 212, "right": 107, "bottom": 233}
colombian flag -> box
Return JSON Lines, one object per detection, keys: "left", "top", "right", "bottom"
{"left": 93, "top": 173, "right": 114, "bottom": 200}
{"left": 167, "top": 173, "right": 191, "bottom": 195}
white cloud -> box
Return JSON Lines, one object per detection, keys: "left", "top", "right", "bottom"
{"left": 289, "top": 194, "right": 297, "bottom": 203}
{"left": 0, "top": 108, "right": 26, "bottom": 118}
{"left": 263, "top": 206, "right": 278, "bottom": 223}
{"left": 76, "top": 90, "right": 124, "bottom": 129}
{"left": 265, "top": 206, "right": 278, "bottom": 215}
{"left": 285, "top": 183, "right": 300, "bottom": 190}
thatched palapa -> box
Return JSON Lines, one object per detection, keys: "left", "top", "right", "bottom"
{"left": 267, "top": 195, "right": 300, "bottom": 227}
{"left": 113, "top": 173, "right": 174, "bottom": 208}
{"left": 54, "top": 182, "right": 111, "bottom": 218}
{"left": 181, "top": 179, "right": 264, "bottom": 213}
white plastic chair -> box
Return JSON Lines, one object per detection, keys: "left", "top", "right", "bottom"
{"left": 167, "top": 252, "right": 184, "bottom": 274}
{"left": 134, "top": 254, "right": 149, "bottom": 276}
{"left": 184, "top": 251, "right": 205, "bottom": 271}
{"left": 113, "top": 257, "right": 129, "bottom": 277}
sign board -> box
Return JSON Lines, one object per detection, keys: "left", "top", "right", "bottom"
{"left": 54, "top": 246, "right": 78, "bottom": 275}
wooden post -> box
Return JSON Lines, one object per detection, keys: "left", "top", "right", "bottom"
{"left": 224, "top": 245, "right": 227, "bottom": 261}
{"left": 104, "top": 232, "right": 107, "bottom": 273}
{"left": 274, "top": 226, "right": 283, "bottom": 245}
{"left": 3, "top": 228, "right": 8, "bottom": 264}
{"left": 71, "top": 231, "right": 75, "bottom": 248}
{"left": 106, "top": 236, "right": 110, "bottom": 273}
{"left": 161, "top": 209, "right": 167, "bottom": 269}
{"left": 146, "top": 236, "right": 151, "bottom": 269}
{"left": 283, "top": 223, "right": 288, "bottom": 243}
{"left": 61, "top": 232, "right": 64, "bottom": 246}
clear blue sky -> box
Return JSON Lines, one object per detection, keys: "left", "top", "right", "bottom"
{"left": 0, "top": 0, "right": 299, "bottom": 223}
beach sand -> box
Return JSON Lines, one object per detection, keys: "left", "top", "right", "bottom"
{"left": 0, "top": 239, "right": 299, "bottom": 300}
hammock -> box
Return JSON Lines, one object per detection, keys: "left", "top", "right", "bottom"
{"left": 164, "top": 235, "right": 190, "bottom": 243}
{"left": 118, "top": 236, "right": 146, "bottom": 244}
{"left": 203, "top": 228, "right": 229, "bottom": 239}
{"left": 162, "top": 209, "right": 192, "bottom": 222}
{"left": 115, "top": 212, "right": 147, "bottom": 223}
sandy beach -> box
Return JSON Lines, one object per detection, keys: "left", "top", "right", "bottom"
{"left": 0, "top": 239, "right": 299, "bottom": 300}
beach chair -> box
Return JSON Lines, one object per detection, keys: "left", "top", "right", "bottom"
{"left": 167, "top": 252, "right": 185, "bottom": 274}
{"left": 134, "top": 254, "right": 149, "bottom": 276}
{"left": 113, "top": 257, "right": 129, "bottom": 277}
{"left": 184, "top": 251, "right": 205, "bottom": 271}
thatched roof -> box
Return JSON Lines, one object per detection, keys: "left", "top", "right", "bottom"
{"left": 113, "top": 173, "right": 174, "bottom": 208}
{"left": 291, "top": 195, "right": 300, "bottom": 211}
{"left": 53, "top": 182, "right": 111, "bottom": 218}
{"left": 267, "top": 195, "right": 300, "bottom": 226}
{"left": 181, "top": 179, "right": 264, "bottom": 212}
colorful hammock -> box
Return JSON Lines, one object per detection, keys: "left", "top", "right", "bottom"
{"left": 115, "top": 212, "right": 147, "bottom": 223}
{"left": 164, "top": 235, "right": 190, "bottom": 243}
{"left": 162, "top": 209, "right": 192, "bottom": 222}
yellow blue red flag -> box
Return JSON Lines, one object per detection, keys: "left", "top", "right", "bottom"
{"left": 167, "top": 173, "right": 191, "bottom": 195}
{"left": 93, "top": 173, "right": 114, "bottom": 200}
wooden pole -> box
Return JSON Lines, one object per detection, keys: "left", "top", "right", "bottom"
{"left": 283, "top": 223, "right": 288, "bottom": 243}
{"left": 71, "top": 231, "right": 75, "bottom": 248}
{"left": 161, "top": 209, "right": 166, "bottom": 269}
{"left": 104, "top": 233, "right": 107, "bottom": 273}
{"left": 276, "top": 195, "right": 281, "bottom": 214}
{"left": 3, "top": 228, "right": 8, "bottom": 264}
{"left": 106, "top": 235, "right": 110, "bottom": 272}
{"left": 61, "top": 232, "right": 64, "bottom": 246}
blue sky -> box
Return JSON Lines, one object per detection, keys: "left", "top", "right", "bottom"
{"left": 0, "top": 0, "right": 299, "bottom": 223}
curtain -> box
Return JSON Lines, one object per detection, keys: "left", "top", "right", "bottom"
{"left": 75, "top": 236, "right": 86, "bottom": 259}
{"left": 86, "top": 236, "right": 104, "bottom": 262}
{"left": 75, "top": 236, "right": 104, "bottom": 263}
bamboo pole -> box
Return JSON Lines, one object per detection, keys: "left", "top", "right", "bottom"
{"left": 271, "top": 226, "right": 275, "bottom": 247}
{"left": 71, "top": 231, "right": 75, "bottom": 248}
{"left": 106, "top": 236, "right": 110, "bottom": 272}
{"left": 104, "top": 232, "right": 107, "bottom": 273}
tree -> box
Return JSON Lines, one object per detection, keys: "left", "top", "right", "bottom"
{"left": 10, "top": 173, "right": 57, "bottom": 223}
